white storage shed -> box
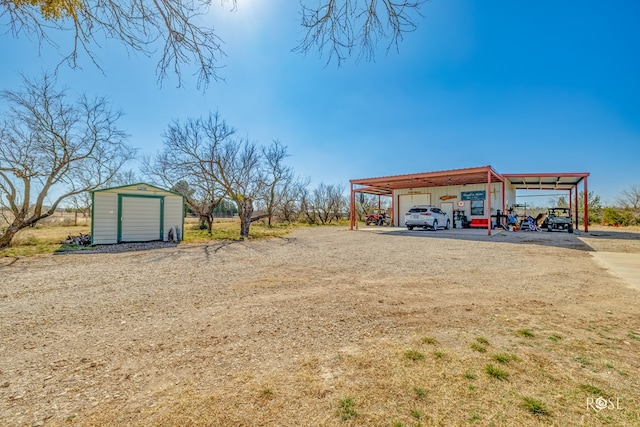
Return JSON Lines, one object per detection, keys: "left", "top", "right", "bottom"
{"left": 91, "top": 183, "right": 184, "bottom": 245}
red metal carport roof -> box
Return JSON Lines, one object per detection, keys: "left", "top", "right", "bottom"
{"left": 350, "top": 165, "right": 504, "bottom": 194}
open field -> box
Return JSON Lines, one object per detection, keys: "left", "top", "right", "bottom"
{"left": 1, "top": 226, "right": 640, "bottom": 426}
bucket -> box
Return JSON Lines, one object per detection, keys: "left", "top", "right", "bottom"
{"left": 508, "top": 225, "right": 514, "bottom": 232}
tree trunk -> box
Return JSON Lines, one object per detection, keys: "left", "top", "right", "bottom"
{"left": 239, "top": 206, "right": 253, "bottom": 239}
{"left": 0, "top": 223, "right": 21, "bottom": 249}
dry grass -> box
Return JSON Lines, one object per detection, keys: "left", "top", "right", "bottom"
{"left": 2, "top": 226, "right": 639, "bottom": 426}
{"left": 76, "top": 328, "right": 639, "bottom": 426}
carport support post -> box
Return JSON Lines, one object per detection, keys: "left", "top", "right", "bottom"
{"left": 349, "top": 182, "right": 355, "bottom": 230}
{"left": 487, "top": 170, "right": 492, "bottom": 236}
{"left": 583, "top": 177, "right": 589, "bottom": 232}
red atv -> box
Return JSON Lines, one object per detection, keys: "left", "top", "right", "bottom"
{"left": 365, "top": 209, "right": 390, "bottom": 226}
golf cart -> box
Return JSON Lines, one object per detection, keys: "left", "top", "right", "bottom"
{"left": 543, "top": 207, "right": 574, "bottom": 233}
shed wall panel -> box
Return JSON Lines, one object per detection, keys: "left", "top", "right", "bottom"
{"left": 163, "top": 197, "right": 184, "bottom": 240}
{"left": 92, "top": 193, "right": 118, "bottom": 244}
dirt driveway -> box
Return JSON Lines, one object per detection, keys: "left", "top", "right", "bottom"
{"left": 1, "top": 227, "right": 639, "bottom": 426}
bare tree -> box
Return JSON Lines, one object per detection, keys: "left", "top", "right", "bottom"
{"left": 3, "top": 0, "right": 427, "bottom": 87}
{"left": 301, "top": 182, "right": 347, "bottom": 224}
{"left": 616, "top": 184, "right": 640, "bottom": 210}
{"left": 295, "top": 0, "right": 426, "bottom": 64}
{"left": 2, "top": 0, "right": 233, "bottom": 88}
{"left": 212, "top": 136, "right": 267, "bottom": 238}
{"left": 142, "top": 113, "right": 233, "bottom": 233}
{"left": 0, "top": 73, "right": 136, "bottom": 248}
{"left": 260, "top": 140, "right": 310, "bottom": 226}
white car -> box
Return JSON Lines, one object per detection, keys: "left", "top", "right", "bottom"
{"left": 404, "top": 205, "right": 450, "bottom": 231}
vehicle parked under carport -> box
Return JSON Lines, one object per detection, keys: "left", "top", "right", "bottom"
{"left": 544, "top": 207, "right": 574, "bottom": 233}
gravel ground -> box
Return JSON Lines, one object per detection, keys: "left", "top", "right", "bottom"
{"left": 1, "top": 226, "right": 639, "bottom": 426}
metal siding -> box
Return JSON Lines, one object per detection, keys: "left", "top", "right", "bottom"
{"left": 398, "top": 193, "right": 431, "bottom": 226}
{"left": 121, "top": 197, "right": 161, "bottom": 242}
{"left": 163, "top": 197, "right": 184, "bottom": 240}
{"left": 92, "top": 193, "right": 119, "bottom": 244}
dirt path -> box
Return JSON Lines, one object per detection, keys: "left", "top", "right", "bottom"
{"left": 1, "top": 227, "right": 639, "bottom": 426}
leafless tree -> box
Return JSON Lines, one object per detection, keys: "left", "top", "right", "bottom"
{"left": 3, "top": 0, "right": 427, "bottom": 87}
{"left": 212, "top": 136, "right": 267, "bottom": 238}
{"left": 149, "top": 112, "right": 291, "bottom": 238}
{"left": 260, "top": 140, "right": 310, "bottom": 226}
{"left": 356, "top": 193, "right": 383, "bottom": 220}
{"left": 0, "top": 73, "right": 136, "bottom": 248}
{"left": 2, "top": 0, "right": 233, "bottom": 88}
{"left": 294, "top": 0, "right": 427, "bottom": 64}
{"left": 301, "top": 182, "right": 348, "bottom": 224}
{"left": 142, "top": 113, "right": 233, "bottom": 233}
{"left": 616, "top": 184, "right": 640, "bottom": 210}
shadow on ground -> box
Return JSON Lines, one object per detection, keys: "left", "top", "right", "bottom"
{"left": 359, "top": 226, "right": 593, "bottom": 251}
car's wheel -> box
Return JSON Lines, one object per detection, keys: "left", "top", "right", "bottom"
{"left": 445, "top": 219, "right": 450, "bottom": 230}
{"left": 407, "top": 226, "right": 414, "bottom": 230}
{"left": 432, "top": 220, "right": 438, "bottom": 231}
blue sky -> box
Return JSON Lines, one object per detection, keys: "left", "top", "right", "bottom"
{"left": 1, "top": 0, "right": 639, "bottom": 205}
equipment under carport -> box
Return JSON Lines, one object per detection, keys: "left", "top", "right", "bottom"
{"left": 453, "top": 210, "right": 469, "bottom": 229}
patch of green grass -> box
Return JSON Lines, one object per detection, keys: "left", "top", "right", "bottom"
{"left": 421, "top": 336, "right": 438, "bottom": 345}
{"left": 432, "top": 350, "right": 446, "bottom": 359}
{"left": 413, "top": 387, "right": 426, "bottom": 399}
{"left": 468, "top": 385, "right": 476, "bottom": 391}
{"left": 516, "top": 329, "right": 535, "bottom": 338}
{"left": 260, "top": 387, "right": 273, "bottom": 396}
{"left": 337, "top": 397, "right": 357, "bottom": 420}
{"left": 627, "top": 331, "right": 640, "bottom": 341}
{"left": 574, "top": 356, "right": 592, "bottom": 366}
{"left": 485, "top": 364, "right": 509, "bottom": 381}
{"left": 548, "top": 334, "right": 562, "bottom": 342}
{"left": 579, "top": 384, "right": 603, "bottom": 395}
{"left": 404, "top": 350, "right": 425, "bottom": 361}
{"left": 604, "top": 362, "right": 614, "bottom": 369}
{"left": 492, "top": 352, "right": 519, "bottom": 364}
{"left": 470, "top": 343, "right": 487, "bottom": 353}
{"left": 410, "top": 408, "right": 423, "bottom": 419}
{"left": 475, "top": 337, "right": 489, "bottom": 345}
{"left": 184, "top": 219, "right": 292, "bottom": 242}
{"left": 521, "top": 397, "right": 550, "bottom": 416}
{"left": 391, "top": 421, "right": 404, "bottom": 427}
{"left": 464, "top": 372, "right": 476, "bottom": 380}
{"left": 467, "top": 412, "right": 481, "bottom": 423}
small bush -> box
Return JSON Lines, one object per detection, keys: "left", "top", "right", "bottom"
{"left": 475, "top": 337, "right": 489, "bottom": 345}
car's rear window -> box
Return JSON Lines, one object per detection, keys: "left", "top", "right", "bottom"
{"left": 408, "top": 208, "right": 428, "bottom": 213}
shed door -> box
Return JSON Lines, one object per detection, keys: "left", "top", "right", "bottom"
{"left": 398, "top": 194, "right": 431, "bottom": 226}
{"left": 120, "top": 197, "right": 162, "bottom": 242}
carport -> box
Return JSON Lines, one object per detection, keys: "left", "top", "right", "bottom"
{"left": 350, "top": 166, "right": 591, "bottom": 235}
{"left": 502, "top": 172, "right": 590, "bottom": 232}
{"left": 350, "top": 166, "right": 506, "bottom": 235}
